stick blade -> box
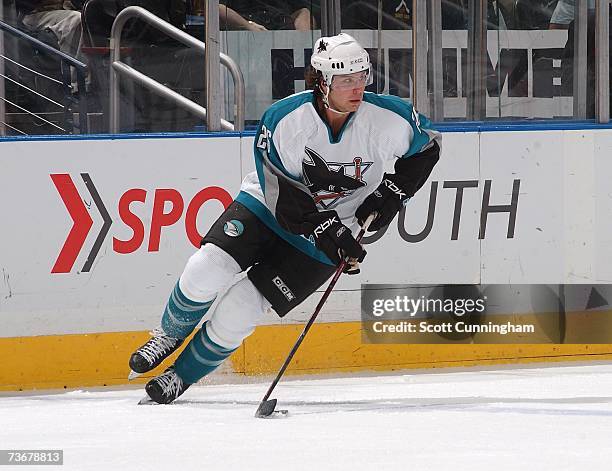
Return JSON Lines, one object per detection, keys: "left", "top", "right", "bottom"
{"left": 254, "top": 398, "right": 277, "bottom": 418}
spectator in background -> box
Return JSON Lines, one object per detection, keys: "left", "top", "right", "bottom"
{"left": 341, "top": 0, "right": 410, "bottom": 30}
{"left": 18, "top": 0, "right": 83, "bottom": 58}
{"left": 220, "top": 4, "right": 267, "bottom": 31}
{"left": 18, "top": 0, "right": 86, "bottom": 92}
{"left": 549, "top": 0, "right": 595, "bottom": 29}
{"left": 340, "top": 0, "right": 469, "bottom": 31}
{"left": 223, "top": 0, "right": 317, "bottom": 30}
{"left": 187, "top": 1, "right": 268, "bottom": 31}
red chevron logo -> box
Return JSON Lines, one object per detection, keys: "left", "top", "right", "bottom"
{"left": 51, "top": 174, "right": 232, "bottom": 274}
{"left": 51, "top": 174, "right": 93, "bottom": 274}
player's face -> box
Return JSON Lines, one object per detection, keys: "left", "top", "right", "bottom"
{"left": 328, "top": 71, "right": 368, "bottom": 112}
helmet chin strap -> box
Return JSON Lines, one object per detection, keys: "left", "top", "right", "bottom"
{"left": 322, "top": 85, "right": 351, "bottom": 116}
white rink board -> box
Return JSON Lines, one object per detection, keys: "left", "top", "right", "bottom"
{"left": 0, "top": 137, "right": 241, "bottom": 336}
{"left": 479, "top": 130, "right": 565, "bottom": 283}
{"left": 1, "top": 129, "right": 612, "bottom": 337}
{"left": 594, "top": 130, "right": 612, "bottom": 282}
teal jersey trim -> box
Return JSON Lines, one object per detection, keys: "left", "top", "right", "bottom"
{"left": 362, "top": 92, "right": 434, "bottom": 157}
{"left": 235, "top": 191, "right": 334, "bottom": 266}
{"left": 253, "top": 91, "right": 315, "bottom": 194}
{"left": 323, "top": 111, "right": 355, "bottom": 144}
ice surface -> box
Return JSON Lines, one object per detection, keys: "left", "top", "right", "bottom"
{"left": 2, "top": 363, "right": 612, "bottom": 470}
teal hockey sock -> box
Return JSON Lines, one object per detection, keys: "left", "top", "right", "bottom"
{"left": 161, "top": 281, "right": 214, "bottom": 339}
{"left": 174, "top": 321, "right": 237, "bottom": 384}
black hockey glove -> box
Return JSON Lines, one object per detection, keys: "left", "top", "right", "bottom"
{"left": 307, "top": 210, "right": 366, "bottom": 266}
{"left": 356, "top": 141, "right": 440, "bottom": 232}
{"left": 355, "top": 173, "right": 410, "bottom": 232}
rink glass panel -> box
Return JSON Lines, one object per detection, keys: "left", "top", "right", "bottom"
{"left": 0, "top": 0, "right": 607, "bottom": 136}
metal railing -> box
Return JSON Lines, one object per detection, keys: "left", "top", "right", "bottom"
{"left": 408, "top": 0, "right": 444, "bottom": 121}
{"left": 596, "top": 0, "right": 610, "bottom": 123}
{"left": 573, "top": 0, "right": 589, "bottom": 119}
{"left": 0, "top": 19, "right": 89, "bottom": 135}
{"left": 0, "top": 6, "right": 5, "bottom": 135}
{"left": 109, "top": 6, "right": 245, "bottom": 133}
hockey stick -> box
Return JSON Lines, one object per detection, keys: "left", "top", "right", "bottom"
{"left": 254, "top": 213, "right": 376, "bottom": 418}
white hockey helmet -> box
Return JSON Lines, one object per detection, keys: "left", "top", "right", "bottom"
{"left": 311, "top": 33, "right": 372, "bottom": 89}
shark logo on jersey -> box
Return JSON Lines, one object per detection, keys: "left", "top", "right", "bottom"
{"left": 223, "top": 219, "right": 244, "bottom": 237}
{"left": 302, "top": 147, "right": 372, "bottom": 209}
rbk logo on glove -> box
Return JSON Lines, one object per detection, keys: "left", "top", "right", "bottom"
{"left": 355, "top": 173, "right": 411, "bottom": 232}
{"left": 383, "top": 179, "right": 406, "bottom": 199}
{"left": 313, "top": 216, "right": 339, "bottom": 238}
{"left": 306, "top": 210, "right": 366, "bottom": 265}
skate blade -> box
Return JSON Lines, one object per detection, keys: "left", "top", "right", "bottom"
{"left": 128, "top": 370, "right": 142, "bottom": 381}
{"left": 138, "top": 394, "right": 158, "bottom": 405}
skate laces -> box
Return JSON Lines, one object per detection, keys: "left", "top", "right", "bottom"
{"left": 138, "top": 328, "right": 180, "bottom": 364}
{"left": 156, "top": 369, "right": 184, "bottom": 398}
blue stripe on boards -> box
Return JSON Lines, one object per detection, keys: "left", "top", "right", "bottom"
{"left": 2, "top": 118, "right": 610, "bottom": 144}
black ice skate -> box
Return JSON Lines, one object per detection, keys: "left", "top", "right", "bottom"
{"left": 128, "top": 328, "right": 184, "bottom": 380}
{"left": 140, "top": 368, "right": 191, "bottom": 405}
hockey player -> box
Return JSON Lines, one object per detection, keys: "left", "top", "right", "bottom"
{"left": 129, "top": 33, "right": 441, "bottom": 404}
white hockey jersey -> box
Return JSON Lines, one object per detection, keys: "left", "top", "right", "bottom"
{"left": 234, "top": 90, "right": 441, "bottom": 265}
